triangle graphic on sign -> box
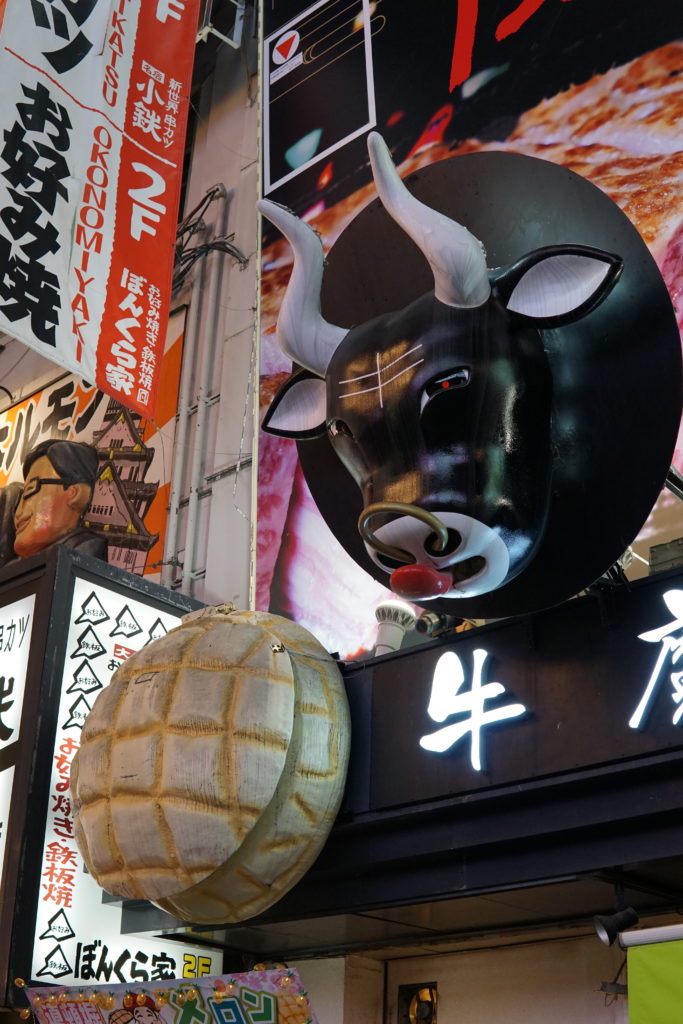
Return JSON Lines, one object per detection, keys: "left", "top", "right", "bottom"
{"left": 111, "top": 604, "right": 142, "bottom": 638}
{"left": 67, "top": 659, "right": 103, "bottom": 695}
{"left": 36, "top": 943, "right": 72, "bottom": 979}
{"left": 74, "top": 591, "right": 109, "bottom": 625}
{"left": 40, "top": 909, "right": 76, "bottom": 941}
{"left": 276, "top": 34, "right": 297, "bottom": 62}
{"left": 71, "top": 625, "right": 106, "bottom": 659}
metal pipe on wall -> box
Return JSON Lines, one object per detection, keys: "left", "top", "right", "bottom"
{"left": 161, "top": 226, "right": 208, "bottom": 588}
{"left": 181, "top": 185, "right": 229, "bottom": 596}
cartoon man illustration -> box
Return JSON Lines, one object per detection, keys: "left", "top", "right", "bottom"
{"left": 109, "top": 1010, "right": 135, "bottom": 1024}
{"left": 11, "top": 439, "right": 106, "bottom": 560}
{"left": 133, "top": 997, "right": 165, "bottom": 1024}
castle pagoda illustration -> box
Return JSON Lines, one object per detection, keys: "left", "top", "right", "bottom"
{"left": 84, "top": 399, "right": 159, "bottom": 574}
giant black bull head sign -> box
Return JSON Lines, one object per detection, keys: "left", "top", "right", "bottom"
{"left": 259, "top": 134, "right": 681, "bottom": 618}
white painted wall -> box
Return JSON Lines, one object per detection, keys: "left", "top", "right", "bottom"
{"left": 385, "top": 934, "right": 628, "bottom": 1024}
{"left": 164, "top": 13, "right": 259, "bottom": 608}
{"left": 290, "top": 956, "right": 384, "bottom": 1024}
{"left": 291, "top": 957, "right": 346, "bottom": 1024}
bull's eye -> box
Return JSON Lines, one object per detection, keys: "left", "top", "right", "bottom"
{"left": 420, "top": 367, "right": 470, "bottom": 413}
{"left": 328, "top": 419, "right": 354, "bottom": 440}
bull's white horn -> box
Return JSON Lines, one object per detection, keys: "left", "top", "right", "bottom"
{"left": 258, "top": 199, "right": 346, "bottom": 376}
{"left": 367, "top": 132, "right": 490, "bottom": 308}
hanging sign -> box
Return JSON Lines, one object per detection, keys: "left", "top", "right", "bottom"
{"left": 0, "top": 0, "right": 199, "bottom": 416}
{"left": 0, "top": 593, "right": 35, "bottom": 890}
{"left": 262, "top": 0, "right": 377, "bottom": 192}
{"left": 30, "top": 576, "right": 205, "bottom": 985}
{"left": 26, "top": 972, "right": 319, "bottom": 1024}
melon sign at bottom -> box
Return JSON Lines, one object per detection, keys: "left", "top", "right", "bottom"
{"left": 26, "top": 972, "right": 319, "bottom": 1024}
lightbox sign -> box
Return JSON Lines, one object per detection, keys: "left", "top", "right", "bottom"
{"left": 414, "top": 586, "right": 683, "bottom": 775}
{"left": 0, "top": 593, "right": 35, "bottom": 890}
{"left": 30, "top": 576, "right": 219, "bottom": 984}
{"left": 419, "top": 648, "right": 527, "bottom": 770}
{"left": 26, "top": 971, "right": 319, "bottom": 1024}
{"left": 630, "top": 589, "right": 683, "bottom": 730}
{"left": 342, "top": 570, "right": 683, "bottom": 812}
{"left": 262, "top": 0, "right": 377, "bottom": 193}
{"left": 0, "top": 0, "right": 199, "bottom": 416}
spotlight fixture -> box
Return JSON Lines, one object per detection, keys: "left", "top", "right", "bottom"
{"left": 593, "top": 906, "right": 640, "bottom": 946}
{"left": 415, "top": 611, "right": 463, "bottom": 637}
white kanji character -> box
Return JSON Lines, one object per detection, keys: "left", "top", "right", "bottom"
{"left": 141, "top": 60, "right": 165, "bottom": 84}
{"left": 137, "top": 78, "right": 164, "bottom": 107}
{"left": 121, "top": 269, "right": 147, "bottom": 295}
{"left": 105, "top": 364, "right": 135, "bottom": 395}
{"left": 156, "top": 0, "right": 185, "bottom": 23}
{"left": 132, "top": 103, "right": 162, "bottom": 141}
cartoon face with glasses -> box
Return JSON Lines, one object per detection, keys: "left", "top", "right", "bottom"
{"left": 12, "top": 439, "right": 106, "bottom": 560}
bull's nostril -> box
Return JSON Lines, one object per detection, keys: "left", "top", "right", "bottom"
{"left": 451, "top": 555, "right": 486, "bottom": 583}
{"left": 377, "top": 552, "right": 409, "bottom": 571}
{"left": 425, "top": 528, "right": 461, "bottom": 557}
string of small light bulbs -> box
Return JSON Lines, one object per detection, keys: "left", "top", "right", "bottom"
{"left": 14, "top": 972, "right": 312, "bottom": 1024}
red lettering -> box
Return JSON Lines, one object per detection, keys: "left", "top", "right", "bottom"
{"left": 83, "top": 183, "right": 106, "bottom": 210}
{"left": 74, "top": 268, "right": 95, "bottom": 293}
{"left": 79, "top": 205, "right": 104, "bottom": 230}
{"left": 449, "top": 0, "right": 478, "bottom": 91}
{"left": 74, "top": 225, "right": 103, "bottom": 253}
{"left": 86, "top": 163, "right": 108, "bottom": 188}
{"left": 108, "top": 29, "right": 124, "bottom": 55}
{"left": 89, "top": 142, "right": 110, "bottom": 170}
{"left": 72, "top": 315, "right": 87, "bottom": 360}
{"left": 450, "top": 0, "right": 575, "bottom": 91}
{"left": 71, "top": 292, "right": 90, "bottom": 319}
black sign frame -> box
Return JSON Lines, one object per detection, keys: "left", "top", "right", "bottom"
{"left": 0, "top": 547, "right": 200, "bottom": 1005}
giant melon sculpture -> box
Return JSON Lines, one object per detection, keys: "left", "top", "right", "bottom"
{"left": 70, "top": 605, "right": 350, "bottom": 924}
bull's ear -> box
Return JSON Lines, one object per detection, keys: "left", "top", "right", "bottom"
{"left": 493, "top": 245, "right": 623, "bottom": 327}
{"left": 262, "top": 368, "right": 327, "bottom": 439}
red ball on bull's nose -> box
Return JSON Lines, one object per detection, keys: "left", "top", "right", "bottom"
{"left": 390, "top": 564, "right": 452, "bottom": 601}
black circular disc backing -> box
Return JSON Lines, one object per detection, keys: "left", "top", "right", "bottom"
{"left": 297, "top": 151, "right": 682, "bottom": 618}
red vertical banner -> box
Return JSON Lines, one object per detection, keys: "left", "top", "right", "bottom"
{"left": 95, "top": 0, "right": 199, "bottom": 415}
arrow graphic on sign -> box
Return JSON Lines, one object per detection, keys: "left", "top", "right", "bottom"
{"left": 272, "top": 28, "right": 300, "bottom": 65}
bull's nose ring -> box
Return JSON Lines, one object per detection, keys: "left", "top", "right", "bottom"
{"left": 358, "top": 502, "right": 450, "bottom": 563}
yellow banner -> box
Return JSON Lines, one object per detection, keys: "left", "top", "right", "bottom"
{"left": 628, "top": 942, "right": 683, "bottom": 1023}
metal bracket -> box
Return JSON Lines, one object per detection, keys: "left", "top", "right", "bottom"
{"left": 196, "top": 0, "right": 246, "bottom": 50}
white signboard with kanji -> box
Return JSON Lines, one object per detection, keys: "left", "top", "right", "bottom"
{"left": 0, "top": 592, "right": 35, "bottom": 889}
{"left": 31, "top": 576, "right": 220, "bottom": 984}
